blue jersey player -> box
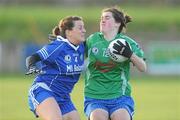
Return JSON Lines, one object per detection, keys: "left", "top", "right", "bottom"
{"left": 26, "top": 16, "right": 86, "bottom": 120}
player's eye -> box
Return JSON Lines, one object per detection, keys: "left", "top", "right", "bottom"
{"left": 105, "top": 16, "right": 110, "bottom": 20}
{"left": 78, "top": 25, "right": 85, "bottom": 31}
{"left": 101, "top": 16, "right": 110, "bottom": 21}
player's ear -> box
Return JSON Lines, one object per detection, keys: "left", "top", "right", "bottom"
{"left": 115, "top": 22, "right": 121, "bottom": 28}
{"left": 65, "top": 30, "right": 71, "bottom": 37}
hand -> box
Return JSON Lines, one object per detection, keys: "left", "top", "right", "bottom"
{"left": 25, "top": 66, "right": 42, "bottom": 75}
{"left": 112, "top": 40, "right": 133, "bottom": 58}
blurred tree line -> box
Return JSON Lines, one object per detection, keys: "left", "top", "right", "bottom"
{"left": 0, "top": 5, "right": 180, "bottom": 42}
{"left": 0, "top": 0, "right": 180, "bottom": 42}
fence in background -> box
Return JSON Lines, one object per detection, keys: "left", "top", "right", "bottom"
{"left": 0, "top": 40, "right": 180, "bottom": 75}
{"left": 0, "top": 42, "right": 42, "bottom": 73}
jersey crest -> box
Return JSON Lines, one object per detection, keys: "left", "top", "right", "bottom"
{"left": 64, "top": 55, "right": 71, "bottom": 63}
{"left": 92, "top": 47, "right": 99, "bottom": 55}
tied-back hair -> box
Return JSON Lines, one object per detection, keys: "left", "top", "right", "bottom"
{"left": 102, "top": 7, "right": 132, "bottom": 33}
{"left": 49, "top": 16, "right": 82, "bottom": 41}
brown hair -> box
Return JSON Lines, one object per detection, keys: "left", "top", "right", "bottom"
{"left": 52, "top": 16, "right": 82, "bottom": 38}
{"left": 102, "top": 7, "right": 132, "bottom": 33}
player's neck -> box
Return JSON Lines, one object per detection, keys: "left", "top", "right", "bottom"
{"left": 103, "top": 31, "right": 117, "bottom": 41}
{"left": 67, "top": 37, "right": 80, "bottom": 46}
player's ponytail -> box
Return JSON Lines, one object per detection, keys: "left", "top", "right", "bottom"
{"left": 125, "top": 15, "right": 132, "bottom": 24}
{"left": 48, "top": 26, "right": 60, "bottom": 41}
{"left": 53, "top": 26, "right": 60, "bottom": 36}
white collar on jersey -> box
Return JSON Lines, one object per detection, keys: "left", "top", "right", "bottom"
{"left": 57, "top": 35, "right": 79, "bottom": 51}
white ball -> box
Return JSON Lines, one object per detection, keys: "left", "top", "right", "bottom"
{"left": 108, "top": 39, "right": 129, "bottom": 62}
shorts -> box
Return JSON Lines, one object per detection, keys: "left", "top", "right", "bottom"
{"left": 84, "top": 96, "right": 134, "bottom": 119}
{"left": 28, "top": 82, "right": 76, "bottom": 117}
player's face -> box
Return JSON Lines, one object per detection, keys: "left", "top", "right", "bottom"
{"left": 69, "top": 20, "right": 86, "bottom": 44}
{"left": 100, "top": 12, "right": 120, "bottom": 33}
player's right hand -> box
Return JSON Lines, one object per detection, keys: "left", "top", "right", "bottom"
{"left": 113, "top": 40, "right": 133, "bottom": 58}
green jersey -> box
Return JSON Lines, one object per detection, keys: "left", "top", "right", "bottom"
{"left": 84, "top": 32, "right": 144, "bottom": 99}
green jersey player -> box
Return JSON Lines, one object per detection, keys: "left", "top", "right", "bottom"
{"left": 84, "top": 7, "right": 146, "bottom": 120}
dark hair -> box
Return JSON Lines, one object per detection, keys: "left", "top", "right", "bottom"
{"left": 102, "top": 7, "right": 132, "bottom": 33}
{"left": 52, "top": 16, "right": 82, "bottom": 38}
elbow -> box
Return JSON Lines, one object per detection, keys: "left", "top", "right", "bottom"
{"left": 139, "top": 66, "right": 146, "bottom": 72}
{"left": 131, "top": 54, "right": 147, "bottom": 72}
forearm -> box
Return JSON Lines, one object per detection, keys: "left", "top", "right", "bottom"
{"left": 26, "top": 53, "right": 41, "bottom": 69}
{"left": 130, "top": 53, "right": 147, "bottom": 72}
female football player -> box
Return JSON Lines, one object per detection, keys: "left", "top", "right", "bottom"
{"left": 84, "top": 7, "right": 146, "bottom": 120}
{"left": 26, "top": 16, "right": 86, "bottom": 120}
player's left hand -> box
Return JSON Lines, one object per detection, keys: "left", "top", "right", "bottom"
{"left": 112, "top": 40, "right": 133, "bottom": 58}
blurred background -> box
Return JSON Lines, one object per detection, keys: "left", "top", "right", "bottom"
{"left": 0, "top": 0, "right": 180, "bottom": 120}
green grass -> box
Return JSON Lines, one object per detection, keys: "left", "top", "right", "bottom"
{"left": 0, "top": 75, "right": 180, "bottom": 120}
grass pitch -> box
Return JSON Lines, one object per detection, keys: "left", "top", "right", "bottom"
{"left": 0, "top": 75, "right": 179, "bottom": 120}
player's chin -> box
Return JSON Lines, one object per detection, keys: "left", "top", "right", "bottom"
{"left": 100, "top": 28, "right": 107, "bottom": 33}
{"left": 79, "top": 36, "right": 85, "bottom": 42}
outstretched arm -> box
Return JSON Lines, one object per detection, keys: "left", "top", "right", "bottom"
{"left": 26, "top": 53, "right": 41, "bottom": 69}
{"left": 25, "top": 53, "right": 41, "bottom": 75}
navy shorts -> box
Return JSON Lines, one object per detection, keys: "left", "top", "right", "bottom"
{"left": 84, "top": 96, "right": 134, "bottom": 119}
{"left": 28, "top": 82, "right": 76, "bottom": 117}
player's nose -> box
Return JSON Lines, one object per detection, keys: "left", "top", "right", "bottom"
{"left": 82, "top": 28, "right": 86, "bottom": 33}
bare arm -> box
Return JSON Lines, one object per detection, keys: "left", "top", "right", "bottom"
{"left": 130, "top": 53, "right": 147, "bottom": 72}
{"left": 112, "top": 40, "right": 147, "bottom": 72}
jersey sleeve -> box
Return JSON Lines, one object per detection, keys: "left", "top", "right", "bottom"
{"left": 121, "top": 34, "right": 144, "bottom": 58}
{"left": 131, "top": 41, "right": 144, "bottom": 58}
{"left": 36, "top": 42, "right": 61, "bottom": 61}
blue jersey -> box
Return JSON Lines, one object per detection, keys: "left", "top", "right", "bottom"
{"left": 34, "top": 36, "right": 85, "bottom": 96}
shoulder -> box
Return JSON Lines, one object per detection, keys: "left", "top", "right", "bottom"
{"left": 87, "top": 32, "right": 102, "bottom": 40}
{"left": 86, "top": 32, "right": 102, "bottom": 45}
{"left": 117, "top": 34, "right": 141, "bottom": 50}
{"left": 49, "top": 35, "right": 68, "bottom": 47}
{"left": 47, "top": 40, "right": 64, "bottom": 47}
{"left": 43, "top": 39, "right": 67, "bottom": 53}
{"left": 119, "top": 34, "right": 144, "bottom": 56}
{"left": 119, "top": 34, "right": 137, "bottom": 44}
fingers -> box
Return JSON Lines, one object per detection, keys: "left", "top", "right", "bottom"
{"left": 112, "top": 50, "right": 120, "bottom": 54}
{"left": 25, "top": 71, "right": 32, "bottom": 75}
{"left": 116, "top": 40, "right": 124, "bottom": 46}
{"left": 25, "top": 69, "right": 42, "bottom": 75}
{"left": 113, "top": 40, "right": 126, "bottom": 51}
{"left": 113, "top": 43, "right": 121, "bottom": 50}
{"left": 125, "top": 41, "right": 131, "bottom": 49}
{"left": 112, "top": 42, "right": 124, "bottom": 55}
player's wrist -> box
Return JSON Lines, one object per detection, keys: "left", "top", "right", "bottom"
{"left": 129, "top": 52, "right": 134, "bottom": 59}
{"left": 127, "top": 50, "right": 133, "bottom": 58}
